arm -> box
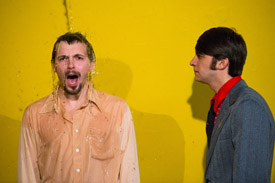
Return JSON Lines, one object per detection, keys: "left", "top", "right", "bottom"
{"left": 18, "top": 107, "right": 40, "bottom": 183}
{"left": 119, "top": 105, "right": 140, "bottom": 183}
{"left": 232, "top": 99, "right": 275, "bottom": 183}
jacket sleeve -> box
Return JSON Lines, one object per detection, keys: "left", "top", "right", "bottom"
{"left": 232, "top": 99, "right": 275, "bottom": 183}
{"left": 18, "top": 107, "right": 41, "bottom": 183}
{"left": 119, "top": 105, "right": 140, "bottom": 183}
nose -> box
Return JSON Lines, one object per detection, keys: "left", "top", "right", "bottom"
{"left": 67, "top": 57, "right": 75, "bottom": 69}
{"left": 190, "top": 56, "right": 197, "bottom": 66}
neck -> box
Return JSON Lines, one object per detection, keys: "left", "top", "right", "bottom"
{"left": 58, "top": 82, "right": 90, "bottom": 113}
{"left": 209, "top": 74, "right": 232, "bottom": 93}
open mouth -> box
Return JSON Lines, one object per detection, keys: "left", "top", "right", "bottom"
{"left": 65, "top": 72, "right": 80, "bottom": 87}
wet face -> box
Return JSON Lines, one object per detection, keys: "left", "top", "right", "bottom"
{"left": 52, "top": 41, "right": 93, "bottom": 95}
{"left": 190, "top": 54, "right": 217, "bottom": 84}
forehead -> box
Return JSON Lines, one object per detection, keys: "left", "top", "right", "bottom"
{"left": 56, "top": 41, "right": 87, "bottom": 56}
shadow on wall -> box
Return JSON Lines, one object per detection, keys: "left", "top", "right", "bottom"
{"left": 187, "top": 80, "right": 214, "bottom": 121}
{"left": 93, "top": 58, "right": 133, "bottom": 99}
{"left": 132, "top": 109, "right": 185, "bottom": 183}
{"left": 187, "top": 80, "right": 214, "bottom": 171}
{"left": 94, "top": 59, "right": 185, "bottom": 183}
{"left": 0, "top": 115, "right": 21, "bottom": 183}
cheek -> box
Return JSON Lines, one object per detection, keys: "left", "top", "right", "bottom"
{"left": 199, "top": 62, "right": 208, "bottom": 69}
{"left": 81, "top": 66, "right": 91, "bottom": 75}
{"left": 55, "top": 68, "right": 66, "bottom": 79}
{"left": 197, "top": 63, "right": 202, "bottom": 70}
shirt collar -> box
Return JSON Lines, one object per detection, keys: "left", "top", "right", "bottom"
{"left": 89, "top": 87, "right": 102, "bottom": 111}
{"left": 211, "top": 76, "right": 242, "bottom": 113}
{"left": 40, "top": 83, "right": 102, "bottom": 114}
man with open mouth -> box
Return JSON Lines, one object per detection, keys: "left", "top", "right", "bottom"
{"left": 18, "top": 32, "right": 140, "bottom": 183}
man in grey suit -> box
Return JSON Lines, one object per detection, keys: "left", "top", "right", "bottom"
{"left": 190, "top": 27, "right": 275, "bottom": 183}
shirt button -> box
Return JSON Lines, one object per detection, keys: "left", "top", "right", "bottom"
{"left": 75, "top": 129, "right": 79, "bottom": 133}
{"left": 76, "top": 148, "right": 79, "bottom": 152}
{"left": 76, "top": 168, "right": 80, "bottom": 172}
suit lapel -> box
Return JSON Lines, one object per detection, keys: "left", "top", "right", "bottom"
{"left": 205, "top": 101, "right": 231, "bottom": 168}
{"left": 205, "top": 80, "right": 247, "bottom": 173}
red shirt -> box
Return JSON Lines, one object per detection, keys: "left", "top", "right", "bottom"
{"left": 211, "top": 76, "right": 242, "bottom": 125}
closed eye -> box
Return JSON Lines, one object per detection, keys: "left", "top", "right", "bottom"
{"left": 58, "top": 56, "right": 68, "bottom": 62}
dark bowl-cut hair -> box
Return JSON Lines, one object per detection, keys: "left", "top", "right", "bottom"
{"left": 51, "top": 32, "right": 96, "bottom": 63}
{"left": 195, "top": 27, "right": 247, "bottom": 77}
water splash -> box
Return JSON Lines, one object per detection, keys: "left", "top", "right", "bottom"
{"left": 63, "top": 0, "right": 74, "bottom": 32}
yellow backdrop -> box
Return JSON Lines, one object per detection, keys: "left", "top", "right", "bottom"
{"left": 0, "top": 0, "right": 274, "bottom": 182}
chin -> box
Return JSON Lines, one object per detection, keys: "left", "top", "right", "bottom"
{"left": 194, "top": 77, "right": 201, "bottom": 82}
{"left": 64, "top": 84, "right": 82, "bottom": 95}
{"left": 195, "top": 78, "right": 206, "bottom": 84}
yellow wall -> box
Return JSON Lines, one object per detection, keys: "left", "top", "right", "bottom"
{"left": 0, "top": 0, "right": 274, "bottom": 182}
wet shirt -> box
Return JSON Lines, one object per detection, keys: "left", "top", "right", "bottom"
{"left": 18, "top": 87, "right": 140, "bottom": 183}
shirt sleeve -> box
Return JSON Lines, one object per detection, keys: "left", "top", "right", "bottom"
{"left": 18, "top": 107, "right": 41, "bottom": 183}
{"left": 232, "top": 99, "right": 275, "bottom": 182}
{"left": 119, "top": 105, "right": 140, "bottom": 183}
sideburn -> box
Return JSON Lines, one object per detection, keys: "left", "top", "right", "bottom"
{"left": 210, "top": 57, "right": 218, "bottom": 70}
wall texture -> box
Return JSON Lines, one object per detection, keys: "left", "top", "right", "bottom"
{"left": 0, "top": 0, "right": 274, "bottom": 182}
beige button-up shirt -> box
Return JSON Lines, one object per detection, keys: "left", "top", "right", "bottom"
{"left": 18, "top": 87, "right": 140, "bottom": 183}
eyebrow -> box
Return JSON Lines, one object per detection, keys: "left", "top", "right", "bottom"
{"left": 197, "top": 54, "right": 206, "bottom": 58}
{"left": 57, "top": 53, "right": 86, "bottom": 58}
{"left": 73, "top": 54, "right": 85, "bottom": 57}
{"left": 56, "top": 55, "right": 68, "bottom": 59}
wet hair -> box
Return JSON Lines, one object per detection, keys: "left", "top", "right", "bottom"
{"left": 51, "top": 32, "right": 96, "bottom": 63}
{"left": 195, "top": 27, "right": 247, "bottom": 77}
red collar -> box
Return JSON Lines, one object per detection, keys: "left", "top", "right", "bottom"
{"left": 211, "top": 76, "right": 242, "bottom": 113}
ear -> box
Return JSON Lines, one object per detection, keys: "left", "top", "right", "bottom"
{"left": 216, "top": 58, "right": 229, "bottom": 70}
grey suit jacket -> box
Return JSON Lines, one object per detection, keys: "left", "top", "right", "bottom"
{"left": 205, "top": 80, "right": 275, "bottom": 183}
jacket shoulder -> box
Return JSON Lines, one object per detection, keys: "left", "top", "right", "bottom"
{"left": 236, "top": 86, "right": 267, "bottom": 105}
{"left": 228, "top": 81, "right": 273, "bottom": 118}
{"left": 229, "top": 81, "right": 266, "bottom": 105}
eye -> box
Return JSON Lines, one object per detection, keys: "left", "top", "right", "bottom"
{"left": 76, "top": 56, "right": 83, "bottom": 60}
{"left": 74, "top": 55, "right": 85, "bottom": 62}
{"left": 58, "top": 56, "right": 67, "bottom": 62}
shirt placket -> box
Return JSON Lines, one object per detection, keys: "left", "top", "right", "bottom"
{"left": 72, "top": 110, "right": 83, "bottom": 183}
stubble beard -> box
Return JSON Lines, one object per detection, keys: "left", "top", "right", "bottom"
{"left": 64, "top": 83, "right": 83, "bottom": 95}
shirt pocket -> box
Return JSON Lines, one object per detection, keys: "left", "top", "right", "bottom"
{"left": 86, "top": 113, "right": 119, "bottom": 160}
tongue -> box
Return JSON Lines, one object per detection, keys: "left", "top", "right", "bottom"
{"left": 67, "top": 78, "right": 78, "bottom": 87}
